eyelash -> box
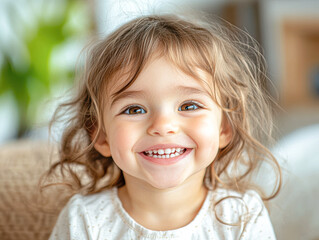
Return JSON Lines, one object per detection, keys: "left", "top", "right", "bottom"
{"left": 121, "top": 101, "right": 204, "bottom": 115}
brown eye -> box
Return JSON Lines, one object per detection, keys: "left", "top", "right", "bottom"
{"left": 123, "top": 106, "right": 146, "bottom": 115}
{"left": 178, "top": 102, "right": 200, "bottom": 111}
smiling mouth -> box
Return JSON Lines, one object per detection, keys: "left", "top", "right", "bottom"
{"left": 143, "top": 148, "right": 187, "bottom": 159}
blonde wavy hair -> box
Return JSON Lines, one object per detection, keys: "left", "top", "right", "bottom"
{"left": 40, "top": 14, "right": 281, "bottom": 203}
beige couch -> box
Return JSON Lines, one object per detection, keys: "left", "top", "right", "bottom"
{"left": 0, "top": 140, "right": 63, "bottom": 240}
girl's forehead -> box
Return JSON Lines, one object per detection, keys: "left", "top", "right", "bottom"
{"left": 106, "top": 55, "right": 215, "bottom": 99}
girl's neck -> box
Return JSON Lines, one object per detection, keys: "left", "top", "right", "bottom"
{"left": 117, "top": 170, "right": 208, "bottom": 231}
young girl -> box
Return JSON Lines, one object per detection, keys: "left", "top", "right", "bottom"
{"left": 44, "top": 14, "right": 281, "bottom": 239}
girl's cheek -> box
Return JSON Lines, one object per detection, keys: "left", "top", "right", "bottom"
{"left": 187, "top": 116, "right": 220, "bottom": 155}
{"left": 189, "top": 116, "right": 220, "bottom": 139}
{"left": 109, "top": 121, "right": 141, "bottom": 156}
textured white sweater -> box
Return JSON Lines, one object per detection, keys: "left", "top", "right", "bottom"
{"left": 49, "top": 187, "right": 276, "bottom": 240}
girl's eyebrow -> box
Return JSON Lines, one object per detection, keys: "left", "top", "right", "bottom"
{"left": 110, "top": 90, "right": 145, "bottom": 107}
{"left": 176, "top": 86, "right": 211, "bottom": 98}
{"left": 110, "top": 86, "right": 211, "bottom": 107}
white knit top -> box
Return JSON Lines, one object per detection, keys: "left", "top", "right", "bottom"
{"left": 49, "top": 188, "right": 276, "bottom": 240}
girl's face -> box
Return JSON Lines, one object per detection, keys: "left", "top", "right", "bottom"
{"left": 95, "top": 56, "right": 231, "bottom": 190}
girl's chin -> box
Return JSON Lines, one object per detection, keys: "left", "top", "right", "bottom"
{"left": 143, "top": 170, "right": 200, "bottom": 190}
{"left": 135, "top": 171, "right": 188, "bottom": 190}
{"left": 146, "top": 168, "right": 208, "bottom": 190}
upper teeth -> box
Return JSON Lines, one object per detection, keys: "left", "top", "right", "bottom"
{"left": 145, "top": 148, "right": 185, "bottom": 158}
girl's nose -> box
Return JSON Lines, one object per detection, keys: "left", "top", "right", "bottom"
{"left": 147, "top": 113, "right": 179, "bottom": 136}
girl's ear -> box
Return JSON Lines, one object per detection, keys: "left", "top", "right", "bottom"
{"left": 219, "top": 116, "right": 233, "bottom": 149}
{"left": 92, "top": 129, "right": 111, "bottom": 157}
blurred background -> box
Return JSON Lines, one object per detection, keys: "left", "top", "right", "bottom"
{"left": 0, "top": 0, "right": 318, "bottom": 239}
{"left": 1, "top": 0, "right": 319, "bottom": 142}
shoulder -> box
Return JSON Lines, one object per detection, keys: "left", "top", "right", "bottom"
{"left": 66, "top": 188, "right": 117, "bottom": 223}
{"left": 49, "top": 188, "right": 116, "bottom": 240}
{"left": 68, "top": 187, "right": 114, "bottom": 208}
{"left": 207, "top": 188, "right": 276, "bottom": 239}
{"left": 211, "top": 188, "right": 264, "bottom": 215}
{"left": 212, "top": 187, "right": 263, "bottom": 201}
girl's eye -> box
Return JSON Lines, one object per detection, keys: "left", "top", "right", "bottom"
{"left": 178, "top": 102, "right": 202, "bottom": 111}
{"left": 123, "top": 106, "right": 146, "bottom": 115}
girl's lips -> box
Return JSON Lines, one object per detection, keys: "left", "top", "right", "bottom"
{"left": 138, "top": 148, "right": 192, "bottom": 166}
